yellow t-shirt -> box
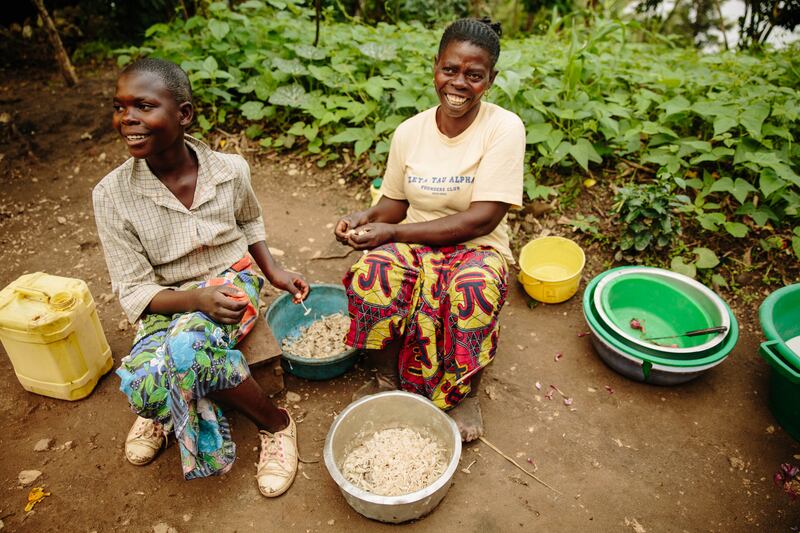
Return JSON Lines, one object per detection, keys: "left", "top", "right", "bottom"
{"left": 380, "top": 101, "right": 525, "bottom": 264}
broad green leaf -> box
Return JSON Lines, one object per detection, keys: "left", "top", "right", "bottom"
{"left": 239, "top": 101, "right": 265, "bottom": 120}
{"left": 363, "top": 77, "right": 385, "bottom": 100}
{"left": 697, "top": 212, "right": 725, "bottom": 231}
{"left": 739, "top": 101, "right": 770, "bottom": 139}
{"left": 354, "top": 138, "right": 373, "bottom": 156}
{"left": 273, "top": 57, "right": 307, "bottom": 76}
{"left": 569, "top": 139, "right": 602, "bottom": 171}
{"left": 713, "top": 116, "right": 737, "bottom": 137}
{"left": 526, "top": 123, "right": 553, "bottom": 145}
{"left": 358, "top": 43, "right": 397, "bottom": 61}
{"left": 693, "top": 247, "right": 719, "bottom": 269}
{"left": 759, "top": 169, "right": 786, "bottom": 198}
{"left": 268, "top": 84, "right": 308, "bottom": 107}
{"left": 659, "top": 96, "right": 691, "bottom": 116}
{"left": 292, "top": 44, "right": 326, "bottom": 60}
{"left": 495, "top": 71, "right": 521, "bottom": 101}
{"left": 709, "top": 177, "right": 734, "bottom": 194}
{"left": 724, "top": 221, "right": 749, "bottom": 238}
{"left": 671, "top": 257, "right": 697, "bottom": 278}
{"left": 328, "top": 128, "right": 366, "bottom": 143}
{"left": 208, "top": 20, "right": 230, "bottom": 40}
{"left": 711, "top": 274, "right": 729, "bottom": 289}
{"left": 203, "top": 56, "right": 218, "bottom": 73}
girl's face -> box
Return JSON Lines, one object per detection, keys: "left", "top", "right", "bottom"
{"left": 112, "top": 71, "right": 192, "bottom": 160}
{"left": 433, "top": 40, "right": 496, "bottom": 125}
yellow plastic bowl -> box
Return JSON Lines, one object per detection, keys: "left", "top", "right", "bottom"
{"left": 518, "top": 236, "right": 586, "bottom": 303}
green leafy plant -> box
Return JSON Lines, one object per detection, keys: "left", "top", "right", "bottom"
{"left": 114, "top": 2, "right": 800, "bottom": 253}
{"left": 612, "top": 181, "right": 680, "bottom": 252}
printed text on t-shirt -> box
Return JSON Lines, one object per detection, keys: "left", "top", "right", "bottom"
{"left": 407, "top": 175, "right": 474, "bottom": 196}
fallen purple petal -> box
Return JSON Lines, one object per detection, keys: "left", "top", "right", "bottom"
{"left": 535, "top": 381, "right": 542, "bottom": 390}
{"left": 605, "top": 385, "right": 614, "bottom": 394}
{"left": 564, "top": 398, "right": 573, "bottom": 406}
{"left": 554, "top": 352, "right": 563, "bottom": 362}
{"left": 577, "top": 331, "right": 590, "bottom": 337}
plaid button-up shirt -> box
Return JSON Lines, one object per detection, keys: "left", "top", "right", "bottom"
{"left": 92, "top": 136, "right": 266, "bottom": 323}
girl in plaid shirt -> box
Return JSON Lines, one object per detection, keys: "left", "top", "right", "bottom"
{"left": 93, "top": 58, "right": 305, "bottom": 497}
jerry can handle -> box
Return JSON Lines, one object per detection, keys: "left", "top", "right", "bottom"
{"left": 14, "top": 287, "right": 50, "bottom": 303}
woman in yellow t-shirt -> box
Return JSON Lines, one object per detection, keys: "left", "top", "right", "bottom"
{"left": 334, "top": 17, "right": 525, "bottom": 442}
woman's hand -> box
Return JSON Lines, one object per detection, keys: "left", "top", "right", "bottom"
{"left": 270, "top": 269, "right": 310, "bottom": 303}
{"left": 193, "top": 285, "right": 250, "bottom": 324}
{"left": 345, "top": 222, "right": 396, "bottom": 250}
{"left": 334, "top": 211, "right": 370, "bottom": 244}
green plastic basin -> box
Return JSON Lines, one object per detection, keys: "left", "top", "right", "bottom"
{"left": 265, "top": 284, "right": 359, "bottom": 380}
{"left": 758, "top": 283, "right": 800, "bottom": 441}
{"left": 584, "top": 268, "right": 738, "bottom": 368}
{"left": 594, "top": 268, "right": 730, "bottom": 357}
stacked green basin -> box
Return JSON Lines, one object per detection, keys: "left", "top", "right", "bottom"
{"left": 759, "top": 283, "right": 800, "bottom": 441}
{"left": 583, "top": 267, "right": 738, "bottom": 385}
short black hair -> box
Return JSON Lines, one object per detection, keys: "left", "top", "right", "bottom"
{"left": 121, "top": 57, "right": 193, "bottom": 106}
{"left": 438, "top": 17, "right": 502, "bottom": 68}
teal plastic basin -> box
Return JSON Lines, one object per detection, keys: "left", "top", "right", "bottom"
{"left": 758, "top": 283, "right": 800, "bottom": 441}
{"left": 265, "top": 284, "right": 359, "bottom": 380}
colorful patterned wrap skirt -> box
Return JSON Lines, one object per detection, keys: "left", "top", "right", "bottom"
{"left": 344, "top": 243, "right": 508, "bottom": 410}
{"left": 116, "top": 256, "right": 263, "bottom": 480}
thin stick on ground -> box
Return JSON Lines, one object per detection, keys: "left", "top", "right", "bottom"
{"left": 478, "top": 436, "right": 561, "bottom": 495}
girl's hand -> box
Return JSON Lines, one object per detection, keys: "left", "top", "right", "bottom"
{"left": 194, "top": 285, "right": 249, "bottom": 324}
{"left": 335, "top": 211, "right": 370, "bottom": 245}
{"left": 346, "top": 222, "right": 395, "bottom": 250}
{"left": 271, "top": 269, "right": 310, "bottom": 303}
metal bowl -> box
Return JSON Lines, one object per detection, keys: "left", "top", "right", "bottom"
{"left": 593, "top": 267, "right": 730, "bottom": 356}
{"left": 323, "top": 391, "right": 461, "bottom": 523}
{"left": 265, "top": 283, "right": 359, "bottom": 380}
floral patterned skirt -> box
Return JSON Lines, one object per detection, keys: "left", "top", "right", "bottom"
{"left": 116, "top": 256, "right": 263, "bottom": 480}
{"left": 343, "top": 243, "right": 508, "bottom": 410}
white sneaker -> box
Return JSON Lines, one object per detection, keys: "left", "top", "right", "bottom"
{"left": 125, "top": 416, "right": 166, "bottom": 466}
{"left": 256, "top": 409, "right": 297, "bottom": 497}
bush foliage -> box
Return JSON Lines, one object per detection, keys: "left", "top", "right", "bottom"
{"left": 117, "top": 1, "right": 800, "bottom": 257}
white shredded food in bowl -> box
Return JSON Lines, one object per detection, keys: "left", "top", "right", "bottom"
{"left": 341, "top": 427, "right": 448, "bottom": 496}
{"left": 282, "top": 313, "right": 351, "bottom": 359}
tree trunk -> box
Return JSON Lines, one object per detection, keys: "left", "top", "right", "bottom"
{"left": 314, "top": 0, "right": 321, "bottom": 46}
{"left": 30, "top": 0, "right": 78, "bottom": 86}
{"left": 712, "top": 0, "right": 729, "bottom": 50}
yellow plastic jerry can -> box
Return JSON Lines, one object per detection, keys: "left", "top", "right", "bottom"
{"left": 0, "top": 272, "right": 113, "bottom": 400}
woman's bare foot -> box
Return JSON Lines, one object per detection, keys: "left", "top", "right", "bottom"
{"left": 351, "top": 373, "right": 397, "bottom": 402}
{"left": 448, "top": 396, "right": 484, "bottom": 442}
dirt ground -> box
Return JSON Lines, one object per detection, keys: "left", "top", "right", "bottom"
{"left": 0, "top": 66, "right": 798, "bottom": 533}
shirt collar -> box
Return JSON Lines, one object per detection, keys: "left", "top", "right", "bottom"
{"left": 128, "top": 135, "right": 236, "bottom": 212}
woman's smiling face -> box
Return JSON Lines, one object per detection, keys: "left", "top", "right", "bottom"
{"left": 434, "top": 40, "right": 496, "bottom": 128}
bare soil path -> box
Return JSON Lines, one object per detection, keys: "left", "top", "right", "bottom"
{"left": 0, "top": 67, "right": 798, "bottom": 532}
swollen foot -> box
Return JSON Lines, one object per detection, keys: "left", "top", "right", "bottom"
{"left": 448, "top": 396, "right": 484, "bottom": 442}
{"left": 352, "top": 373, "right": 397, "bottom": 402}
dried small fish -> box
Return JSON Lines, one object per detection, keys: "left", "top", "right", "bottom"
{"left": 341, "top": 428, "right": 447, "bottom": 496}
{"left": 282, "top": 313, "right": 351, "bottom": 359}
